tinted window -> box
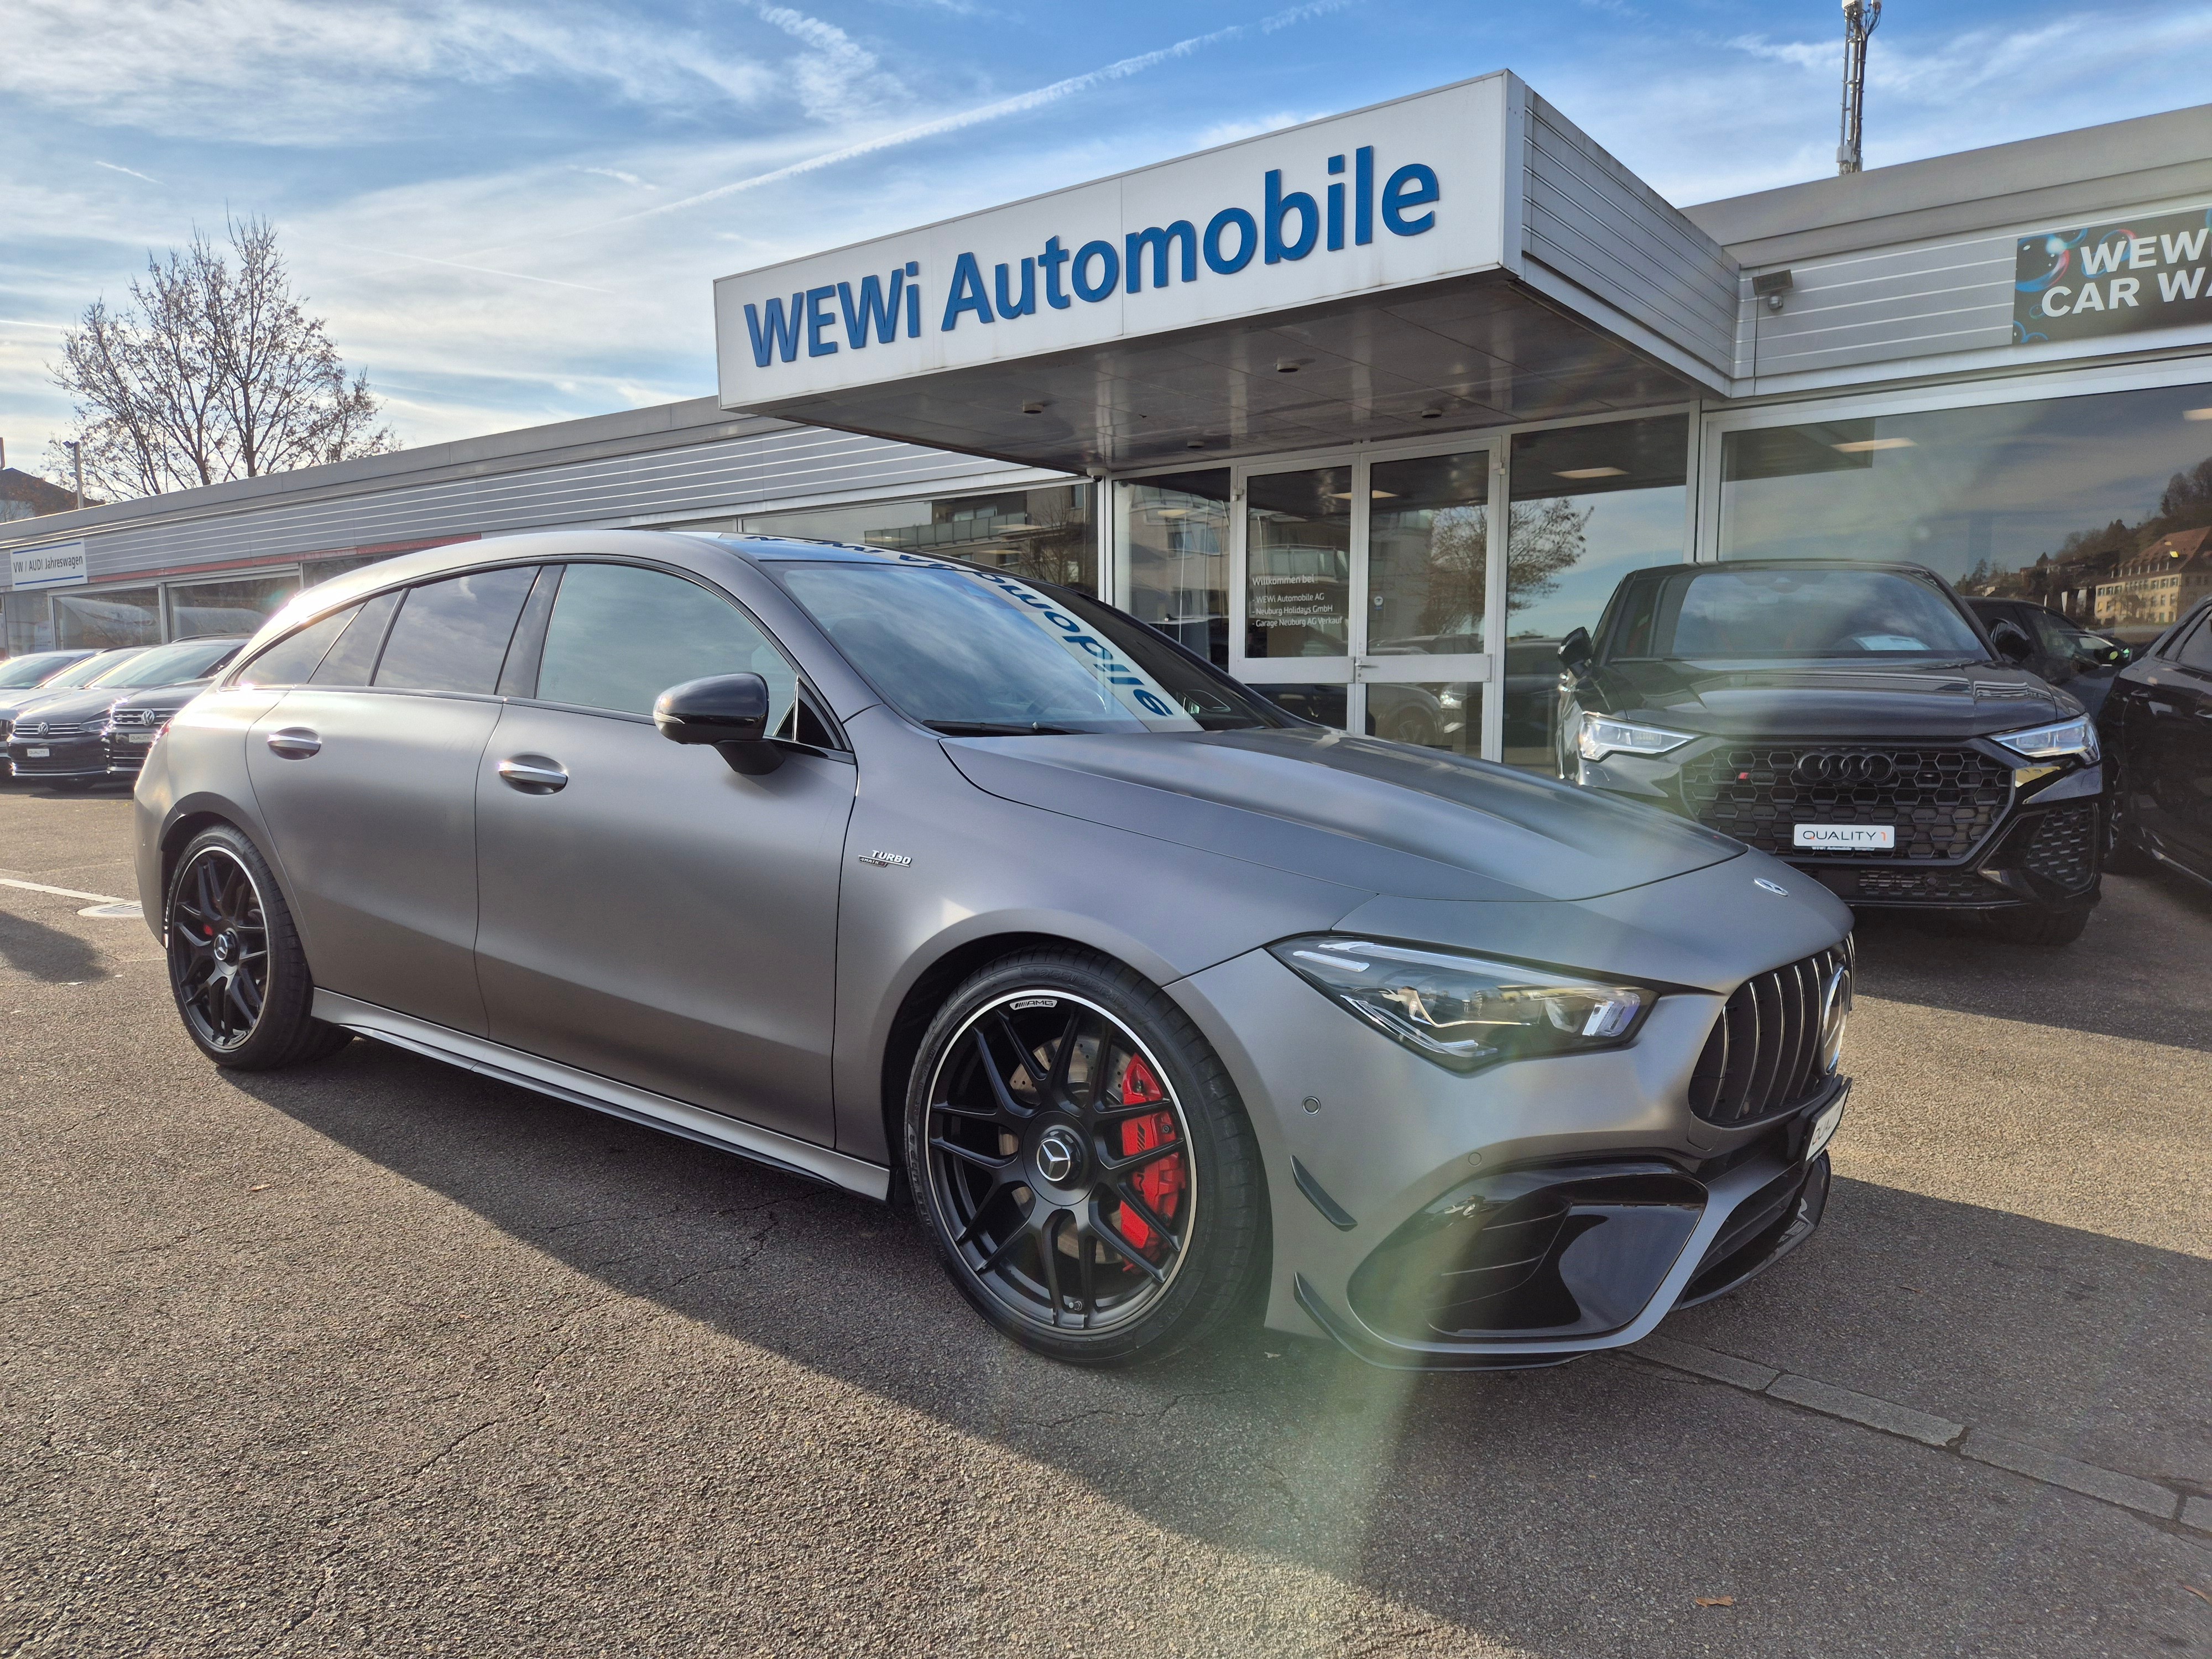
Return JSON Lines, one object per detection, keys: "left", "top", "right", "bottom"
{"left": 312, "top": 591, "right": 401, "bottom": 685}
{"left": 534, "top": 563, "right": 795, "bottom": 721}
{"left": 2177, "top": 614, "right": 2212, "bottom": 673}
{"left": 1613, "top": 568, "right": 1985, "bottom": 662}
{"left": 374, "top": 567, "right": 536, "bottom": 695}
{"left": 780, "top": 561, "right": 1279, "bottom": 733}
{"left": 235, "top": 607, "right": 357, "bottom": 689}
{"left": 92, "top": 639, "right": 243, "bottom": 687}
{"left": 0, "top": 653, "right": 86, "bottom": 690}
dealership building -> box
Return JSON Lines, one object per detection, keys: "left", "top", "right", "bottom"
{"left": 6, "top": 75, "right": 2211, "bottom": 769}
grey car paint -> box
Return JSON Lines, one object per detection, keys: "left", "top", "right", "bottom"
{"left": 136, "top": 529, "right": 1854, "bottom": 1361}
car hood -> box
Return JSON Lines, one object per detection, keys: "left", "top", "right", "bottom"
{"left": 1591, "top": 659, "right": 2077, "bottom": 740}
{"left": 111, "top": 679, "right": 212, "bottom": 716}
{"left": 5, "top": 687, "right": 129, "bottom": 728}
{"left": 942, "top": 728, "right": 1743, "bottom": 903}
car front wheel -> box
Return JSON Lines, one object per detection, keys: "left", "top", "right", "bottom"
{"left": 904, "top": 947, "right": 1266, "bottom": 1366}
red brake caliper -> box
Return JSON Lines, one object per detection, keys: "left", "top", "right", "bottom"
{"left": 1117, "top": 1053, "right": 1183, "bottom": 1254}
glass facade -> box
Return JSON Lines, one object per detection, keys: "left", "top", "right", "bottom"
{"left": 1118, "top": 469, "right": 1230, "bottom": 666}
{"left": 1245, "top": 466, "right": 1351, "bottom": 661}
{"left": 747, "top": 484, "right": 1094, "bottom": 591}
{"left": 55, "top": 585, "right": 161, "bottom": 650}
{"left": 1718, "top": 380, "right": 2212, "bottom": 644}
{"left": 1506, "top": 416, "right": 1689, "bottom": 770}
{"left": 167, "top": 574, "right": 299, "bottom": 640}
{"left": 2, "top": 591, "right": 52, "bottom": 656}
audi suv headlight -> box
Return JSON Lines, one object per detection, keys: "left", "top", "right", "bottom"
{"left": 1269, "top": 936, "right": 1652, "bottom": 1074}
{"left": 1994, "top": 717, "right": 2098, "bottom": 763}
{"left": 1575, "top": 712, "right": 1694, "bottom": 763}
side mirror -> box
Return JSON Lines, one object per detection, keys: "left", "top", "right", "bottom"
{"left": 654, "top": 674, "right": 783, "bottom": 775}
{"left": 1987, "top": 621, "right": 2033, "bottom": 664}
{"left": 1557, "top": 627, "right": 1593, "bottom": 675}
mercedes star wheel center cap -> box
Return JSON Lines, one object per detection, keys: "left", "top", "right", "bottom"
{"left": 1035, "top": 1125, "right": 1081, "bottom": 1185}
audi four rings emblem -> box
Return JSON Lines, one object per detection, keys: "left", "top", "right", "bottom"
{"left": 1793, "top": 752, "right": 1894, "bottom": 785}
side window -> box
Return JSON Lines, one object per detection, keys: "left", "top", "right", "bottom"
{"left": 373, "top": 567, "right": 538, "bottom": 695}
{"left": 2176, "top": 613, "right": 2212, "bottom": 675}
{"left": 234, "top": 605, "right": 358, "bottom": 689}
{"left": 311, "top": 590, "right": 401, "bottom": 685}
{"left": 533, "top": 562, "right": 799, "bottom": 725}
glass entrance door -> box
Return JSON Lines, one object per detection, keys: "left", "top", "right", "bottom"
{"left": 1229, "top": 442, "right": 1500, "bottom": 758}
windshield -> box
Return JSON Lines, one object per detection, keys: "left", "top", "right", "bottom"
{"left": 778, "top": 560, "right": 1282, "bottom": 734}
{"left": 1610, "top": 567, "right": 1986, "bottom": 663}
{"left": 0, "top": 653, "right": 85, "bottom": 689}
{"left": 86, "top": 639, "right": 241, "bottom": 688}
{"left": 36, "top": 649, "right": 146, "bottom": 690}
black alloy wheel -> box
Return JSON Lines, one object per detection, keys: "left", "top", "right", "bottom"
{"left": 906, "top": 949, "right": 1265, "bottom": 1365}
{"left": 165, "top": 825, "right": 352, "bottom": 1070}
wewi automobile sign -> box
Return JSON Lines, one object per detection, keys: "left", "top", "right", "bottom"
{"left": 2015, "top": 206, "right": 2212, "bottom": 344}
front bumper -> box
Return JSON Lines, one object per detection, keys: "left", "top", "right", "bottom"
{"left": 1178, "top": 934, "right": 1848, "bottom": 1369}
{"left": 1574, "top": 740, "right": 2104, "bottom": 911}
{"left": 7, "top": 734, "right": 110, "bottom": 780}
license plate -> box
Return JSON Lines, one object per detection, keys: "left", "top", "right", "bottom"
{"left": 1793, "top": 823, "right": 1895, "bottom": 851}
{"left": 128, "top": 733, "right": 154, "bottom": 744}
{"left": 24, "top": 747, "right": 48, "bottom": 758}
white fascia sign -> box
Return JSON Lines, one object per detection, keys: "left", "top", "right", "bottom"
{"left": 714, "top": 74, "right": 1513, "bottom": 407}
{"left": 8, "top": 541, "right": 88, "bottom": 591}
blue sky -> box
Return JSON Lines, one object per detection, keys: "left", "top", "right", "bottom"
{"left": 4, "top": 0, "right": 2209, "bottom": 468}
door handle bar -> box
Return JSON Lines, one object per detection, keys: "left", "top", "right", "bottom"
{"left": 497, "top": 756, "right": 568, "bottom": 793}
{"left": 265, "top": 729, "right": 321, "bottom": 759}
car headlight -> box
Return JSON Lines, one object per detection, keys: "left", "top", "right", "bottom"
{"left": 1995, "top": 717, "right": 2098, "bottom": 763}
{"left": 1268, "top": 935, "right": 1652, "bottom": 1073}
{"left": 1576, "top": 711, "right": 1694, "bottom": 763}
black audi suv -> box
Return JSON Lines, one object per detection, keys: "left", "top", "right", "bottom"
{"left": 1557, "top": 560, "right": 2104, "bottom": 945}
{"left": 6, "top": 638, "right": 248, "bottom": 789}
{"left": 2100, "top": 596, "right": 2212, "bottom": 890}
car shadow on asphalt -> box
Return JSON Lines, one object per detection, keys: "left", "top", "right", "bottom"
{"left": 0, "top": 907, "right": 107, "bottom": 984}
{"left": 221, "top": 1038, "right": 2211, "bottom": 1653}
{"left": 1849, "top": 873, "right": 2212, "bottom": 1054}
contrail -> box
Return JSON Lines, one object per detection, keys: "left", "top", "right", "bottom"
{"left": 601, "top": 0, "right": 1358, "bottom": 229}
{"left": 337, "top": 245, "right": 615, "bottom": 295}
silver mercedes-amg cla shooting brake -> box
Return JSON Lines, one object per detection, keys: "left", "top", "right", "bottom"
{"left": 136, "top": 531, "right": 1854, "bottom": 1370}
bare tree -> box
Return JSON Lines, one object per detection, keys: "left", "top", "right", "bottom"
{"left": 48, "top": 218, "right": 397, "bottom": 500}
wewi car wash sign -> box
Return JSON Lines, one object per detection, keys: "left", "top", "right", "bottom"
{"left": 2015, "top": 207, "right": 2212, "bottom": 344}
{"left": 713, "top": 76, "right": 1509, "bottom": 406}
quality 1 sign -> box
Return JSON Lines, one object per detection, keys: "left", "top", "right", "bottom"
{"left": 714, "top": 74, "right": 1510, "bottom": 408}
{"left": 8, "top": 541, "right": 88, "bottom": 591}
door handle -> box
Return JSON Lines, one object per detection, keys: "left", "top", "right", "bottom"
{"left": 497, "top": 755, "right": 568, "bottom": 794}
{"left": 265, "top": 728, "right": 321, "bottom": 759}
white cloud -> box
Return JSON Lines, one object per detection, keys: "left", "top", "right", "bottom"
{"left": 754, "top": 3, "right": 909, "bottom": 121}
{"left": 91, "top": 160, "right": 161, "bottom": 185}
{"left": 576, "top": 167, "right": 658, "bottom": 190}
{"left": 1193, "top": 110, "right": 1319, "bottom": 149}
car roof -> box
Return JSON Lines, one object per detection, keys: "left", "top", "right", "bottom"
{"left": 1623, "top": 558, "right": 1947, "bottom": 580}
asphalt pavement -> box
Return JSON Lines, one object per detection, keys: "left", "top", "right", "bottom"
{"left": 2, "top": 780, "right": 2207, "bottom": 1657}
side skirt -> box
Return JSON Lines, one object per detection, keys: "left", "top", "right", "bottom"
{"left": 313, "top": 990, "right": 892, "bottom": 1202}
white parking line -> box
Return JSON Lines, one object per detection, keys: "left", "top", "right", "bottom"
{"left": 0, "top": 877, "right": 140, "bottom": 916}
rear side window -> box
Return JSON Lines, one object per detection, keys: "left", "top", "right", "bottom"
{"left": 374, "top": 567, "right": 538, "bottom": 695}
{"left": 2177, "top": 612, "right": 2212, "bottom": 674}
{"left": 311, "top": 591, "right": 401, "bottom": 685}
{"left": 532, "top": 562, "right": 796, "bottom": 722}
{"left": 235, "top": 606, "right": 358, "bottom": 688}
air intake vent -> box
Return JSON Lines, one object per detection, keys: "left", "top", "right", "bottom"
{"left": 1688, "top": 940, "right": 1853, "bottom": 1126}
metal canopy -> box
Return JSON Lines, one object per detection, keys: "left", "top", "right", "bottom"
{"left": 732, "top": 272, "right": 1712, "bottom": 474}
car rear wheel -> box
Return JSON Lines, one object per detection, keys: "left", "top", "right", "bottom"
{"left": 166, "top": 825, "right": 353, "bottom": 1070}
{"left": 904, "top": 948, "right": 1266, "bottom": 1366}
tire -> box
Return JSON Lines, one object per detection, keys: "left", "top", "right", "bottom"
{"left": 166, "top": 824, "right": 353, "bottom": 1070}
{"left": 904, "top": 947, "right": 1267, "bottom": 1366}
{"left": 1985, "top": 902, "right": 2092, "bottom": 948}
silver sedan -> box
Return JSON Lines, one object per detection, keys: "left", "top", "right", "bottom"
{"left": 135, "top": 531, "right": 1854, "bottom": 1369}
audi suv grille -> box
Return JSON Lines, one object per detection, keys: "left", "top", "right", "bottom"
{"left": 1682, "top": 745, "right": 2010, "bottom": 860}
{"left": 1688, "top": 941, "right": 1852, "bottom": 1127}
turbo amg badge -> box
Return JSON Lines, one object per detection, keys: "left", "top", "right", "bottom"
{"left": 857, "top": 851, "right": 912, "bottom": 868}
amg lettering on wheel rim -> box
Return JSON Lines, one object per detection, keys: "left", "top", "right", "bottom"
{"left": 168, "top": 849, "right": 270, "bottom": 1052}
{"left": 925, "top": 993, "right": 1196, "bottom": 1333}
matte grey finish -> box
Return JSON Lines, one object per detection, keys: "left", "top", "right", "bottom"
{"left": 474, "top": 700, "right": 855, "bottom": 1145}
{"left": 137, "top": 529, "right": 1853, "bottom": 1364}
{"left": 244, "top": 687, "right": 501, "bottom": 1034}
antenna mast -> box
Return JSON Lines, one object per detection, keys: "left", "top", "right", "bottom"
{"left": 1838, "top": 0, "right": 1881, "bottom": 175}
